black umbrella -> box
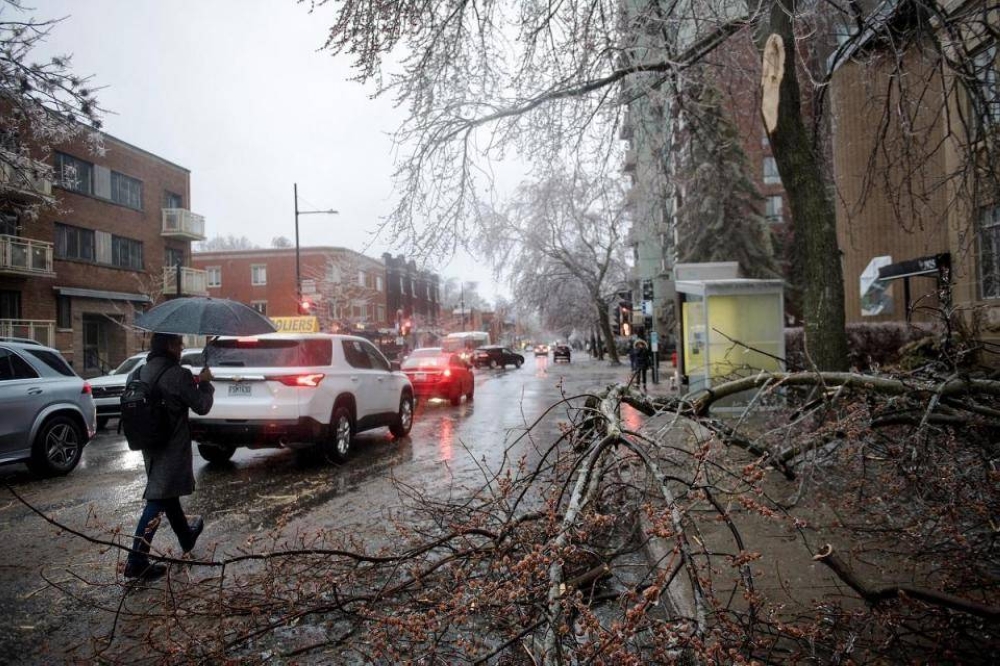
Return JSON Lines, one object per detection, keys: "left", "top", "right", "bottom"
{"left": 134, "top": 297, "right": 277, "bottom": 336}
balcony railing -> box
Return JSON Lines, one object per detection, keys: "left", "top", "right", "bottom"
{"left": 0, "top": 151, "right": 53, "bottom": 202}
{"left": 163, "top": 266, "right": 209, "bottom": 296}
{"left": 161, "top": 208, "right": 207, "bottom": 241}
{"left": 0, "top": 235, "right": 55, "bottom": 277}
{"left": 0, "top": 319, "right": 55, "bottom": 347}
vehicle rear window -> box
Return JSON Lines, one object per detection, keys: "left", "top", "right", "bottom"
{"left": 402, "top": 355, "right": 445, "bottom": 370}
{"left": 24, "top": 348, "right": 75, "bottom": 376}
{"left": 210, "top": 339, "right": 332, "bottom": 367}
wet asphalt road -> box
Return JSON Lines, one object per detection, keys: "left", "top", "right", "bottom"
{"left": 0, "top": 353, "right": 634, "bottom": 664}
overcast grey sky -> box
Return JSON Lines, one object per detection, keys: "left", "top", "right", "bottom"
{"left": 32, "top": 0, "right": 506, "bottom": 300}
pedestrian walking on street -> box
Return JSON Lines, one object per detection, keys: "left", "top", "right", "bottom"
{"left": 124, "top": 333, "right": 215, "bottom": 581}
{"left": 633, "top": 339, "right": 652, "bottom": 390}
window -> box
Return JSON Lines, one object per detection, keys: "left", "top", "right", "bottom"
{"left": 54, "top": 152, "right": 93, "bottom": 195}
{"left": 342, "top": 339, "right": 372, "bottom": 369}
{"left": 112, "top": 236, "right": 143, "bottom": 270}
{"left": 207, "top": 266, "right": 222, "bottom": 288}
{"left": 165, "top": 247, "right": 184, "bottom": 268}
{"left": 54, "top": 223, "right": 95, "bottom": 261}
{"left": 357, "top": 270, "right": 366, "bottom": 287}
{"left": 361, "top": 340, "right": 390, "bottom": 371}
{"left": 763, "top": 157, "right": 781, "bottom": 184}
{"left": 25, "top": 348, "right": 75, "bottom": 376}
{"left": 765, "top": 195, "right": 784, "bottom": 223}
{"left": 57, "top": 296, "right": 72, "bottom": 329}
{"left": 251, "top": 264, "right": 267, "bottom": 285}
{"left": 164, "top": 191, "right": 183, "bottom": 209}
{"left": 979, "top": 205, "right": 1000, "bottom": 298}
{"left": 111, "top": 171, "right": 143, "bottom": 210}
{"left": 251, "top": 300, "right": 267, "bottom": 315}
{"left": 376, "top": 276, "right": 384, "bottom": 292}
{"left": 972, "top": 44, "right": 1000, "bottom": 127}
{"left": 0, "top": 348, "right": 38, "bottom": 381}
{"left": 0, "top": 290, "right": 21, "bottom": 319}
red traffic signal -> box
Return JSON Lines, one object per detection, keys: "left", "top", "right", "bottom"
{"left": 298, "top": 298, "right": 314, "bottom": 315}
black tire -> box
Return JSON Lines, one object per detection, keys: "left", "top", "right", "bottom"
{"left": 489, "top": 359, "right": 498, "bottom": 369}
{"left": 197, "top": 443, "right": 236, "bottom": 464}
{"left": 96, "top": 416, "right": 110, "bottom": 431}
{"left": 515, "top": 359, "right": 522, "bottom": 369}
{"left": 27, "top": 415, "right": 84, "bottom": 476}
{"left": 390, "top": 392, "right": 414, "bottom": 438}
{"left": 466, "top": 380, "right": 474, "bottom": 402}
{"left": 322, "top": 406, "right": 353, "bottom": 462}
{"left": 449, "top": 387, "right": 461, "bottom": 406}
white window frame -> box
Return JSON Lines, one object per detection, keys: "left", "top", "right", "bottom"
{"left": 765, "top": 195, "right": 783, "bottom": 224}
{"left": 973, "top": 43, "right": 1000, "bottom": 127}
{"left": 979, "top": 205, "right": 1000, "bottom": 299}
{"left": 206, "top": 266, "right": 222, "bottom": 288}
{"left": 763, "top": 157, "right": 781, "bottom": 185}
{"left": 376, "top": 275, "right": 384, "bottom": 292}
{"left": 357, "top": 270, "right": 366, "bottom": 287}
{"left": 251, "top": 264, "right": 267, "bottom": 286}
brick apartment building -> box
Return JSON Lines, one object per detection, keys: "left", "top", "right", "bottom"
{"left": 382, "top": 253, "right": 442, "bottom": 340}
{"left": 192, "top": 247, "right": 393, "bottom": 334}
{"left": 1, "top": 130, "right": 206, "bottom": 377}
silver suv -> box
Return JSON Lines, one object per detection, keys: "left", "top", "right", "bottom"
{"left": 0, "top": 341, "right": 97, "bottom": 476}
{"left": 189, "top": 333, "right": 414, "bottom": 463}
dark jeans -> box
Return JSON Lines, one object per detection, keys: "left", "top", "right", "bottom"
{"left": 635, "top": 367, "right": 648, "bottom": 388}
{"left": 128, "top": 497, "right": 194, "bottom": 566}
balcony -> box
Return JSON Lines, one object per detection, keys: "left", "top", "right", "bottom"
{"left": 163, "top": 266, "right": 209, "bottom": 296}
{"left": 0, "top": 151, "right": 53, "bottom": 203}
{"left": 161, "top": 208, "right": 206, "bottom": 241}
{"left": 0, "top": 319, "right": 55, "bottom": 347}
{"left": 0, "top": 235, "right": 55, "bottom": 277}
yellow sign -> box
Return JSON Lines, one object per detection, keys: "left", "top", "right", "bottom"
{"left": 271, "top": 316, "right": 319, "bottom": 333}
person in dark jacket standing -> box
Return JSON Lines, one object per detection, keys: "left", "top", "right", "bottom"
{"left": 124, "top": 332, "right": 214, "bottom": 580}
{"left": 633, "top": 339, "right": 652, "bottom": 390}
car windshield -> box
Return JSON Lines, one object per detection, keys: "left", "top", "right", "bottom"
{"left": 111, "top": 355, "right": 144, "bottom": 375}
{"left": 210, "top": 338, "right": 332, "bottom": 367}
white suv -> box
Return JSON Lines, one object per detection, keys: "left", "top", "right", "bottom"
{"left": 189, "top": 333, "right": 414, "bottom": 463}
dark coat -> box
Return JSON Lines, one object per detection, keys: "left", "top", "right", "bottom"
{"left": 634, "top": 344, "right": 652, "bottom": 370}
{"left": 132, "top": 352, "right": 214, "bottom": 500}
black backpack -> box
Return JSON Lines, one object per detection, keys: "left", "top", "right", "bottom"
{"left": 120, "top": 363, "right": 172, "bottom": 452}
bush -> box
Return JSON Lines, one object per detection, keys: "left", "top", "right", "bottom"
{"left": 785, "top": 323, "right": 938, "bottom": 371}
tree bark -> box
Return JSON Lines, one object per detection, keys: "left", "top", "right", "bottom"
{"left": 757, "top": 0, "right": 848, "bottom": 371}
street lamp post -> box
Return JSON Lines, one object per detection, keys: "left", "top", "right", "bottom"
{"left": 294, "top": 183, "right": 339, "bottom": 302}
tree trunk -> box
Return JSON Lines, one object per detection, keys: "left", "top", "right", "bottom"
{"left": 595, "top": 298, "right": 621, "bottom": 364}
{"left": 757, "top": 0, "right": 848, "bottom": 371}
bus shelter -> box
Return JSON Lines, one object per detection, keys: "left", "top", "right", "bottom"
{"left": 676, "top": 279, "right": 785, "bottom": 408}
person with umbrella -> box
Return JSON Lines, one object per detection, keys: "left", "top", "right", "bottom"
{"left": 124, "top": 332, "right": 215, "bottom": 580}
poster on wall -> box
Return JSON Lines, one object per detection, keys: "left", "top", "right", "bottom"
{"left": 860, "top": 256, "right": 894, "bottom": 316}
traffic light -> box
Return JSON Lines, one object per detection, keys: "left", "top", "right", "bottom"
{"left": 298, "top": 298, "right": 314, "bottom": 315}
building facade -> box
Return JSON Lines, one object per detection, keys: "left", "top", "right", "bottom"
{"left": 0, "top": 129, "right": 206, "bottom": 376}
{"left": 193, "top": 247, "right": 391, "bottom": 333}
{"left": 382, "top": 253, "right": 442, "bottom": 339}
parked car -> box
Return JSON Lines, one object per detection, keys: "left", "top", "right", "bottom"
{"left": 472, "top": 345, "right": 524, "bottom": 369}
{"left": 401, "top": 348, "right": 474, "bottom": 405}
{"left": 552, "top": 344, "right": 572, "bottom": 363}
{"left": 0, "top": 341, "right": 96, "bottom": 476}
{"left": 88, "top": 348, "right": 204, "bottom": 430}
{"left": 533, "top": 344, "right": 549, "bottom": 356}
{"left": 189, "top": 333, "right": 414, "bottom": 464}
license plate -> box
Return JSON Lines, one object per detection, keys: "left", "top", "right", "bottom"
{"left": 228, "top": 383, "right": 252, "bottom": 396}
{"left": 414, "top": 373, "right": 427, "bottom": 382}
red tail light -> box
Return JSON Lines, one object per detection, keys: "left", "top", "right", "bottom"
{"left": 82, "top": 382, "right": 92, "bottom": 395}
{"left": 443, "top": 368, "right": 452, "bottom": 378}
{"left": 273, "top": 373, "right": 324, "bottom": 387}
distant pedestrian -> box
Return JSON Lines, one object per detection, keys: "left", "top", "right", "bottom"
{"left": 124, "top": 333, "right": 215, "bottom": 581}
{"left": 628, "top": 341, "right": 638, "bottom": 372}
{"left": 633, "top": 339, "right": 652, "bottom": 390}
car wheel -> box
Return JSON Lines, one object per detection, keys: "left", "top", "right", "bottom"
{"left": 323, "top": 406, "right": 353, "bottom": 462}
{"left": 515, "top": 359, "right": 522, "bottom": 368}
{"left": 489, "top": 359, "right": 498, "bottom": 369}
{"left": 449, "top": 386, "right": 461, "bottom": 406}
{"left": 466, "top": 381, "right": 474, "bottom": 402}
{"left": 96, "top": 416, "right": 109, "bottom": 431}
{"left": 27, "top": 415, "right": 83, "bottom": 476}
{"left": 197, "top": 443, "right": 236, "bottom": 464}
{"left": 390, "top": 392, "right": 414, "bottom": 438}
